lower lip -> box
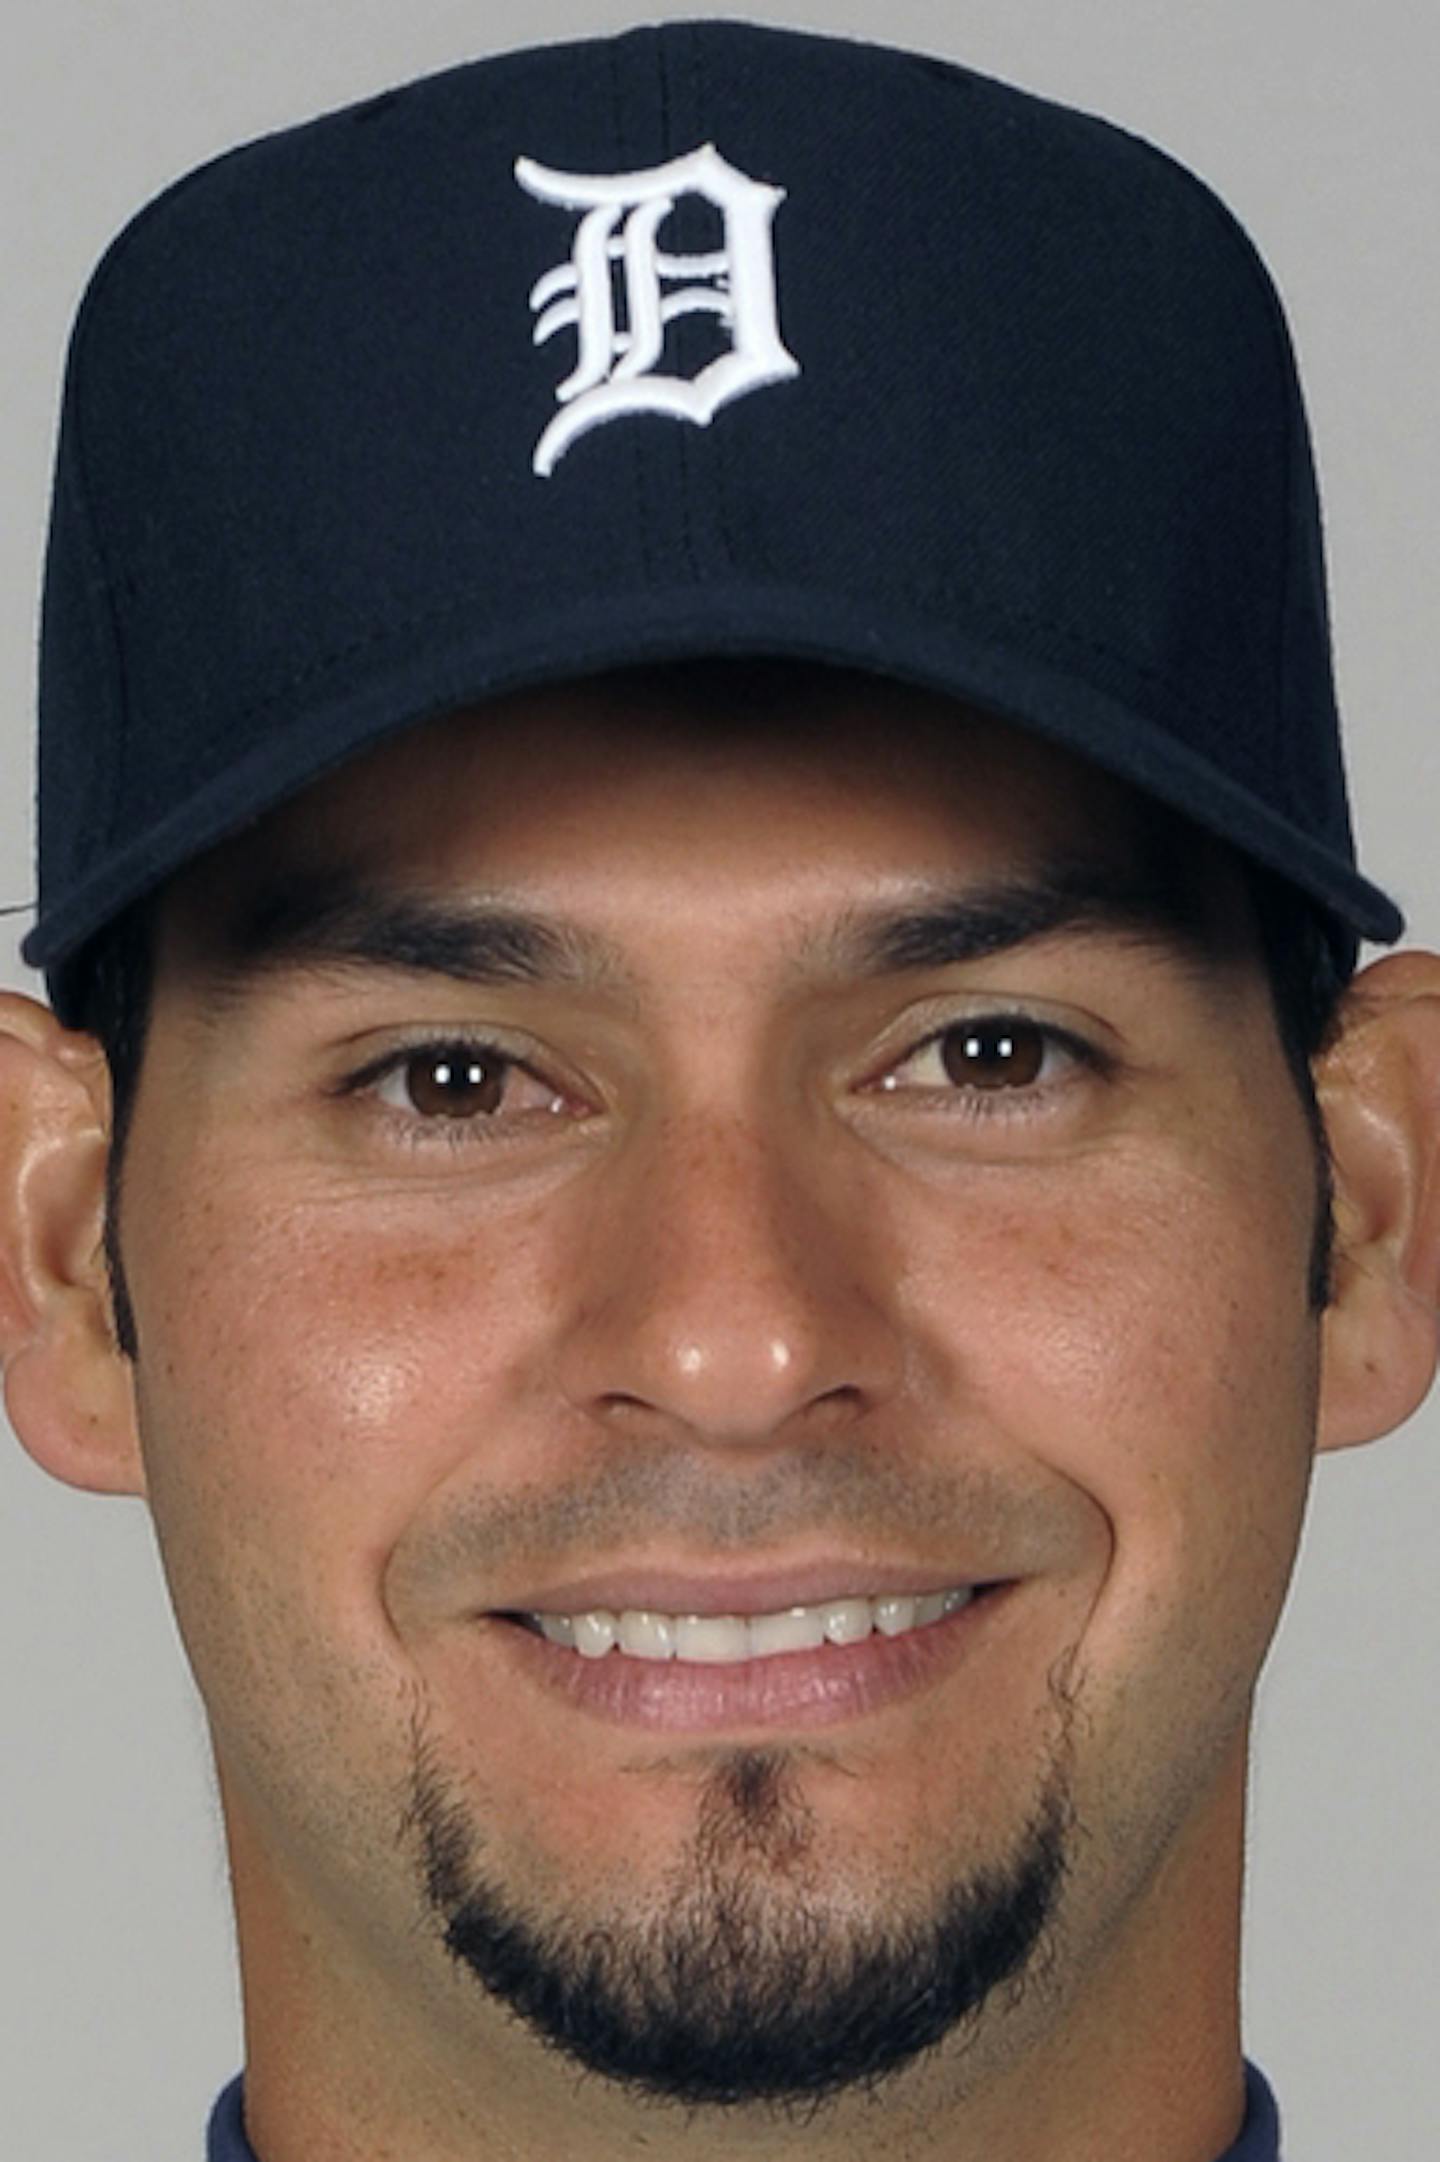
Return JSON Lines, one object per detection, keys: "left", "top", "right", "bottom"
{"left": 488, "top": 1585, "right": 1016, "bottom": 1734}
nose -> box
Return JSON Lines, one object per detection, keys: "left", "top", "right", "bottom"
{"left": 554, "top": 1107, "right": 906, "bottom": 1448}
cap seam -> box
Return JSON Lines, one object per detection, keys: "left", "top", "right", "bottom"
{"left": 700, "top": 20, "right": 746, "bottom": 586}
{"left": 667, "top": 25, "right": 706, "bottom": 592}
{"left": 59, "top": 367, "right": 131, "bottom": 866}
{"left": 610, "top": 36, "right": 658, "bottom": 598}
{"left": 1276, "top": 338, "right": 1304, "bottom": 821}
{"left": 1092, "top": 118, "right": 1306, "bottom": 798}
{"left": 54, "top": 145, "right": 295, "bottom": 872}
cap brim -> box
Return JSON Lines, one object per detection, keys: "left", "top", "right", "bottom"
{"left": 25, "top": 576, "right": 1403, "bottom": 999}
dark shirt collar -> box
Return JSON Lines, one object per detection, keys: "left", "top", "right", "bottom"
{"left": 207, "top": 2056, "right": 1283, "bottom": 2160}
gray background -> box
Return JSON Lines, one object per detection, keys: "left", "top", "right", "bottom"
{"left": 2, "top": 3, "right": 1435, "bottom": 2156}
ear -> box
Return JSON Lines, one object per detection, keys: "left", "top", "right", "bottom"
{"left": 0, "top": 991, "right": 144, "bottom": 1495}
{"left": 1315, "top": 951, "right": 1440, "bottom": 1453}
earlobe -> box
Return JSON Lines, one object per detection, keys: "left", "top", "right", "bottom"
{"left": 0, "top": 991, "right": 145, "bottom": 1496}
{"left": 1315, "top": 952, "right": 1440, "bottom": 1453}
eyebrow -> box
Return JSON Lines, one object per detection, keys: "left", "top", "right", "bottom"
{"left": 197, "top": 854, "right": 1215, "bottom": 1002}
{"left": 831, "top": 860, "right": 1210, "bottom": 977}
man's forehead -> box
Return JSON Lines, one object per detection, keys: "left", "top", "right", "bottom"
{"left": 156, "top": 665, "right": 1255, "bottom": 995}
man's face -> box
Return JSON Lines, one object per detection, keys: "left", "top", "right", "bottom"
{"left": 115, "top": 670, "right": 1322, "bottom": 2114}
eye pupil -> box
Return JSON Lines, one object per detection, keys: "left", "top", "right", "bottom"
{"left": 406, "top": 1047, "right": 504, "bottom": 1118}
{"left": 942, "top": 1021, "right": 1044, "bottom": 1090}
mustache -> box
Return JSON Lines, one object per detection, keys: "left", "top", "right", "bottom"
{"left": 386, "top": 1440, "right": 1060, "bottom": 1610}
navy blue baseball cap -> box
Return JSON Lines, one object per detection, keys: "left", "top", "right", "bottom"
{"left": 27, "top": 17, "right": 1404, "bottom": 1017}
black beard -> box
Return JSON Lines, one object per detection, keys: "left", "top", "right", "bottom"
{"left": 404, "top": 1701, "right": 1077, "bottom": 2113}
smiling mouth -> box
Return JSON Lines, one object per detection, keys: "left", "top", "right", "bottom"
{"left": 501, "top": 1584, "right": 1001, "bottom": 1665}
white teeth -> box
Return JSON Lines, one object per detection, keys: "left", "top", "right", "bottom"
{"left": 748, "top": 1606, "right": 827, "bottom": 1657}
{"left": 872, "top": 1594, "right": 918, "bottom": 1637}
{"left": 572, "top": 1611, "right": 617, "bottom": 1660}
{"left": 674, "top": 1614, "right": 751, "bottom": 1663}
{"left": 526, "top": 1585, "right": 978, "bottom": 1664}
{"left": 617, "top": 1610, "right": 676, "bottom": 1660}
{"left": 821, "top": 1597, "right": 873, "bottom": 1645}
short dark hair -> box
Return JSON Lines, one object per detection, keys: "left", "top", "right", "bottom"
{"left": 71, "top": 895, "right": 154, "bottom": 1363}
{"left": 69, "top": 838, "right": 1350, "bottom": 1364}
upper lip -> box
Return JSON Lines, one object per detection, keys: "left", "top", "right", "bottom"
{"left": 490, "top": 1558, "right": 1006, "bottom": 1619}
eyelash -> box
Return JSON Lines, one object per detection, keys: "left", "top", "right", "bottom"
{"left": 336, "top": 1036, "right": 570, "bottom": 1149}
{"left": 334, "top": 1013, "right": 1106, "bottom": 1150}
{"left": 878, "top": 1015, "right": 1103, "bottom": 1112}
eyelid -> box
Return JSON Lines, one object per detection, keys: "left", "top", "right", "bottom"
{"left": 882, "top": 1013, "right": 1099, "bottom": 1098}
{"left": 332, "top": 1028, "right": 587, "bottom": 1132}
{"left": 328, "top": 1031, "right": 592, "bottom": 1157}
{"left": 327, "top": 999, "right": 1113, "bottom": 1150}
{"left": 862, "top": 995, "right": 1114, "bottom": 1082}
{"left": 332, "top": 1027, "right": 551, "bottom": 1101}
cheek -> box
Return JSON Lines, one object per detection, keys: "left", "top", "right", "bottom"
{"left": 898, "top": 1147, "right": 1319, "bottom": 1620}
{"left": 879, "top": 1146, "right": 1322, "bottom": 1869}
{"left": 125, "top": 1164, "right": 565, "bottom": 1614}
{"left": 124, "top": 1164, "right": 577, "bottom": 1842}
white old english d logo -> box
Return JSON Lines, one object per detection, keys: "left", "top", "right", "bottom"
{"left": 516, "top": 143, "right": 800, "bottom": 477}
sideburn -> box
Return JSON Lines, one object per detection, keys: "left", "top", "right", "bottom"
{"left": 104, "top": 1143, "right": 140, "bottom": 1363}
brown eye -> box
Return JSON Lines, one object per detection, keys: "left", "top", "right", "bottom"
{"left": 939, "top": 1020, "right": 1047, "bottom": 1090}
{"left": 400, "top": 1045, "right": 508, "bottom": 1119}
